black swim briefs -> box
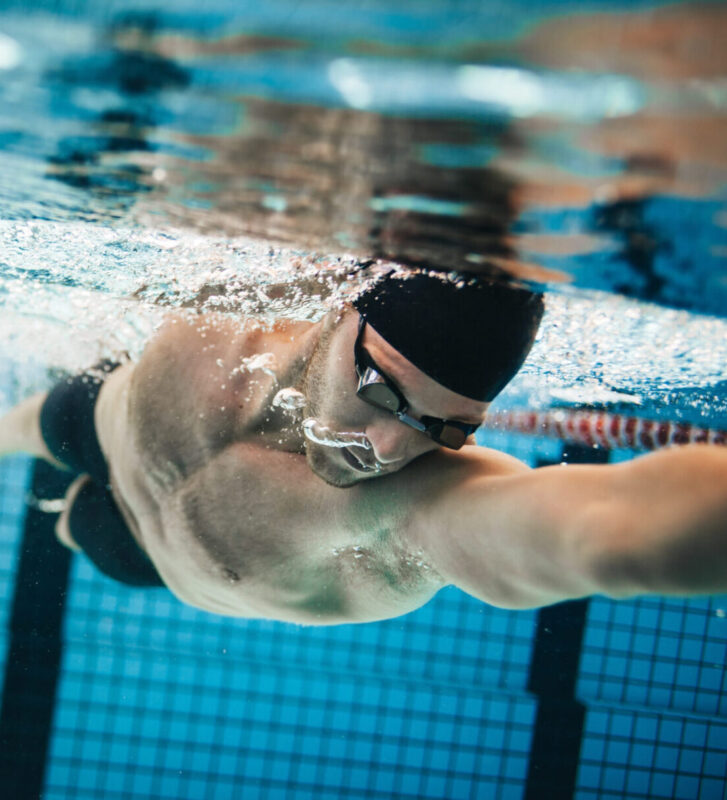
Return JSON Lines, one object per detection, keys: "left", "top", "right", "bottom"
{"left": 39, "top": 362, "right": 165, "bottom": 588}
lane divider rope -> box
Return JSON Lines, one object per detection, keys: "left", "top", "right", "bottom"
{"left": 483, "top": 409, "right": 727, "bottom": 451}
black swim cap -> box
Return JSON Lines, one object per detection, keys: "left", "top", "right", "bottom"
{"left": 352, "top": 271, "right": 544, "bottom": 401}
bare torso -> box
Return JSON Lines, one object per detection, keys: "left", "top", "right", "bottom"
{"left": 94, "top": 313, "right": 486, "bottom": 623}
{"left": 6, "top": 314, "right": 725, "bottom": 616}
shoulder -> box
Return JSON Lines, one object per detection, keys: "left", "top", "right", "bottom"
{"left": 95, "top": 362, "right": 136, "bottom": 463}
{"left": 139, "top": 312, "right": 250, "bottom": 366}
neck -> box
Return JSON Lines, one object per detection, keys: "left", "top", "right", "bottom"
{"left": 275, "top": 318, "right": 323, "bottom": 390}
{"left": 247, "top": 318, "right": 323, "bottom": 451}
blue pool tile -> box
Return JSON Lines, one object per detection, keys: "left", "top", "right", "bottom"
{"left": 631, "top": 633, "right": 660, "bottom": 655}
{"left": 578, "top": 764, "right": 602, "bottom": 788}
{"left": 607, "top": 630, "right": 631, "bottom": 652}
{"left": 601, "top": 766, "right": 626, "bottom": 792}
{"left": 698, "top": 665, "right": 723, "bottom": 691}
{"left": 579, "top": 678, "right": 599, "bottom": 697}
{"left": 695, "top": 694, "right": 721, "bottom": 715}
{"left": 626, "top": 769, "right": 650, "bottom": 794}
{"left": 678, "top": 746, "right": 705, "bottom": 774}
{"left": 479, "top": 754, "right": 501, "bottom": 777}
{"left": 702, "top": 751, "right": 727, "bottom": 777}
{"left": 581, "top": 736, "right": 605, "bottom": 761}
{"left": 610, "top": 712, "right": 634, "bottom": 737}
{"left": 650, "top": 771, "right": 676, "bottom": 798}
{"left": 500, "top": 782, "right": 524, "bottom": 800}
{"left": 626, "top": 657, "right": 651, "bottom": 680}
{"left": 700, "top": 779, "right": 725, "bottom": 800}
{"left": 654, "top": 744, "right": 681, "bottom": 771}
{"left": 624, "top": 685, "right": 648, "bottom": 705}
{"left": 504, "top": 754, "right": 527, "bottom": 778}
{"left": 421, "top": 774, "right": 446, "bottom": 797}
{"left": 508, "top": 729, "right": 531, "bottom": 754}
{"left": 652, "top": 661, "right": 677, "bottom": 683}
{"left": 661, "top": 611, "right": 685, "bottom": 632}
{"left": 634, "top": 716, "right": 659, "bottom": 741}
{"left": 604, "top": 655, "right": 628, "bottom": 677}
{"left": 636, "top": 606, "right": 659, "bottom": 628}
{"left": 588, "top": 711, "right": 610, "bottom": 735}
{"left": 702, "top": 641, "right": 726, "bottom": 663}
{"left": 682, "top": 722, "right": 708, "bottom": 748}
{"left": 605, "top": 740, "right": 629, "bottom": 764}
{"left": 659, "top": 719, "right": 684, "bottom": 744}
{"left": 655, "top": 636, "right": 680, "bottom": 658}
{"left": 673, "top": 689, "right": 698, "bottom": 710}
{"left": 630, "top": 742, "right": 654, "bottom": 765}
{"left": 648, "top": 687, "right": 673, "bottom": 707}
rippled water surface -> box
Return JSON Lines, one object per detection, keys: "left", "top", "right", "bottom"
{"left": 0, "top": 0, "right": 725, "bottom": 424}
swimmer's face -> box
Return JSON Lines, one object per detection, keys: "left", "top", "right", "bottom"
{"left": 302, "top": 309, "right": 490, "bottom": 487}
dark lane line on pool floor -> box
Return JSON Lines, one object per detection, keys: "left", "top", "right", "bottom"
{"left": 0, "top": 460, "right": 73, "bottom": 800}
{"left": 523, "top": 444, "right": 608, "bottom": 799}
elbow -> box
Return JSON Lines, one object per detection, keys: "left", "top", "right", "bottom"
{"left": 588, "top": 543, "right": 651, "bottom": 599}
{"left": 581, "top": 515, "right": 723, "bottom": 600}
{"left": 574, "top": 507, "right": 656, "bottom": 600}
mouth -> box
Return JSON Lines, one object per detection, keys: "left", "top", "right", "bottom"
{"left": 341, "top": 446, "right": 381, "bottom": 474}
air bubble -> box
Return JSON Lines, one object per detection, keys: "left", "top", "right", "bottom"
{"left": 272, "top": 387, "right": 306, "bottom": 411}
{"left": 240, "top": 352, "right": 278, "bottom": 380}
{"left": 302, "top": 418, "right": 371, "bottom": 450}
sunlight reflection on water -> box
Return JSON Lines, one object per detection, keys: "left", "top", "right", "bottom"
{"left": 0, "top": 1, "right": 725, "bottom": 426}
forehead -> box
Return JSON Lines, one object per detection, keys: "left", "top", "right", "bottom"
{"left": 362, "top": 319, "right": 489, "bottom": 422}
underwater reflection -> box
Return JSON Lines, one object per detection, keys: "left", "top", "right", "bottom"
{"left": 2, "top": 2, "right": 718, "bottom": 310}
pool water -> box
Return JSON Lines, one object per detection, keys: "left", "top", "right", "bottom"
{"left": 0, "top": 1, "right": 725, "bottom": 798}
{"left": 1, "top": 0, "right": 726, "bottom": 425}
{"left": 1, "top": 440, "right": 725, "bottom": 800}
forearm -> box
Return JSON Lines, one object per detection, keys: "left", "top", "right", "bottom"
{"left": 0, "top": 392, "right": 65, "bottom": 466}
{"left": 583, "top": 445, "right": 727, "bottom": 598}
{"left": 400, "top": 451, "right": 602, "bottom": 609}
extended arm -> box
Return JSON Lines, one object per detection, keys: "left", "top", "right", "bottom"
{"left": 163, "top": 441, "right": 726, "bottom": 620}
{"left": 405, "top": 444, "right": 727, "bottom": 609}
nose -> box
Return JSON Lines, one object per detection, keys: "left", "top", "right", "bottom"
{"left": 365, "top": 417, "right": 435, "bottom": 465}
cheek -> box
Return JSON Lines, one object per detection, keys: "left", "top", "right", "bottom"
{"left": 323, "top": 367, "right": 362, "bottom": 416}
{"left": 307, "top": 373, "right": 353, "bottom": 426}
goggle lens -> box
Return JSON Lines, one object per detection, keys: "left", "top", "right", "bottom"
{"left": 358, "top": 378, "right": 402, "bottom": 413}
{"left": 354, "top": 317, "right": 478, "bottom": 450}
{"left": 429, "top": 423, "right": 466, "bottom": 449}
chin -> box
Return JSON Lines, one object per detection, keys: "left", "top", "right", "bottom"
{"left": 306, "top": 446, "right": 364, "bottom": 489}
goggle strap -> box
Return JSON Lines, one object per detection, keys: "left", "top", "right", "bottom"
{"left": 395, "top": 411, "right": 427, "bottom": 432}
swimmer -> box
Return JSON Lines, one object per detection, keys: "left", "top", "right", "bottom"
{"left": 1, "top": 271, "right": 726, "bottom": 622}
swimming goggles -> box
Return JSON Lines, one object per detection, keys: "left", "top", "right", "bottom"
{"left": 354, "top": 316, "right": 479, "bottom": 450}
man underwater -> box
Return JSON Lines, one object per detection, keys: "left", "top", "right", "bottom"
{"left": 1, "top": 271, "right": 726, "bottom": 623}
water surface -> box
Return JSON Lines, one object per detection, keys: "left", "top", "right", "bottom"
{"left": 0, "top": 0, "right": 725, "bottom": 426}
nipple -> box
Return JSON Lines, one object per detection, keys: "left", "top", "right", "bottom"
{"left": 302, "top": 418, "right": 372, "bottom": 450}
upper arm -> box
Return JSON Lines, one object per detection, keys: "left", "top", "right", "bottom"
{"left": 409, "top": 444, "right": 727, "bottom": 608}
{"left": 407, "top": 461, "right": 609, "bottom": 608}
